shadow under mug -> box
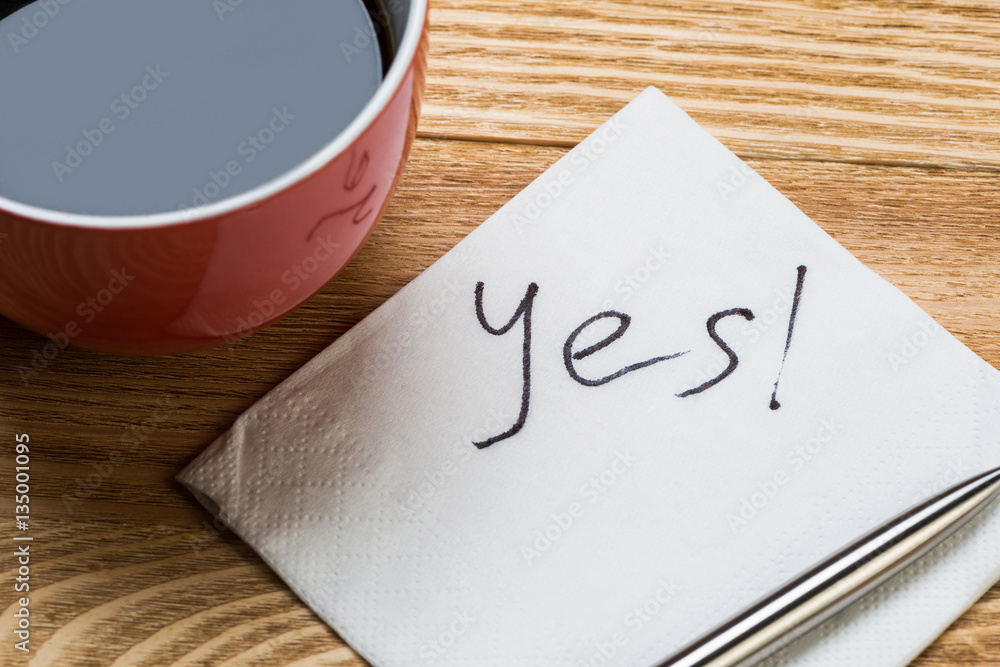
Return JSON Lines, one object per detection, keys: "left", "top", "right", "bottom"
{"left": 0, "top": 0, "right": 429, "bottom": 354}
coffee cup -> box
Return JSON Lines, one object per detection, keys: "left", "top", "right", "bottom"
{"left": 0, "top": 0, "right": 429, "bottom": 353}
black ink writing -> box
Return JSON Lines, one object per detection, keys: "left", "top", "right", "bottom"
{"left": 770, "top": 265, "right": 808, "bottom": 410}
{"left": 471, "top": 264, "right": 809, "bottom": 448}
{"left": 676, "top": 308, "right": 755, "bottom": 398}
{"left": 564, "top": 311, "right": 688, "bottom": 386}
{"left": 473, "top": 281, "right": 539, "bottom": 449}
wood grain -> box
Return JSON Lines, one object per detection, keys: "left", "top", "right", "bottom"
{"left": 422, "top": 0, "right": 1000, "bottom": 169}
{"left": 3, "top": 0, "right": 1000, "bottom": 665}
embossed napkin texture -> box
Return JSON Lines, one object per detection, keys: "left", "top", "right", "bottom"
{"left": 179, "top": 88, "right": 1000, "bottom": 667}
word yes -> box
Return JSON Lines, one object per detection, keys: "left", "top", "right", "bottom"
{"left": 472, "top": 266, "right": 808, "bottom": 449}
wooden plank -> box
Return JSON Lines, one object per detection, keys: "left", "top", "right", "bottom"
{"left": 419, "top": 0, "right": 1000, "bottom": 169}
{"left": 2, "top": 133, "right": 999, "bottom": 665}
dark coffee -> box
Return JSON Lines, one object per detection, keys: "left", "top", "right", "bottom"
{"left": 0, "top": 0, "right": 393, "bottom": 216}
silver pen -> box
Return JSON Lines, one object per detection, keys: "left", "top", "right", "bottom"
{"left": 655, "top": 464, "right": 1000, "bottom": 667}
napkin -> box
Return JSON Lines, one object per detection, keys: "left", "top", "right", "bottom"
{"left": 178, "top": 87, "right": 1000, "bottom": 667}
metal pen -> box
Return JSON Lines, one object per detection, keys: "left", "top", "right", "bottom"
{"left": 655, "top": 464, "right": 1000, "bottom": 667}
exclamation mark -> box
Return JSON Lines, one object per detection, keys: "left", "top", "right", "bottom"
{"left": 770, "top": 265, "right": 808, "bottom": 410}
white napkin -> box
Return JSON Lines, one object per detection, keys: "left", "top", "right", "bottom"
{"left": 178, "top": 87, "right": 1000, "bottom": 667}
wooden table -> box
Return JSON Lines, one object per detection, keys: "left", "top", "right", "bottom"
{"left": 2, "top": 1, "right": 1000, "bottom": 664}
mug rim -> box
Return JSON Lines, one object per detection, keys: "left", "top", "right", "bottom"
{"left": 0, "top": 0, "right": 428, "bottom": 230}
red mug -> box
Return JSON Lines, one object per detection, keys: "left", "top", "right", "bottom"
{"left": 0, "top": 0, "right": 429, "bottom": 354}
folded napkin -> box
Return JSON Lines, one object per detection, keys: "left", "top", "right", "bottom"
{"left": 179, "top": 87, "right": 1000, "bottom": 667}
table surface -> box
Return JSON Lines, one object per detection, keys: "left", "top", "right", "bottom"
{"left": 2, "top": 0, "right": 1000, "bottom": 665}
